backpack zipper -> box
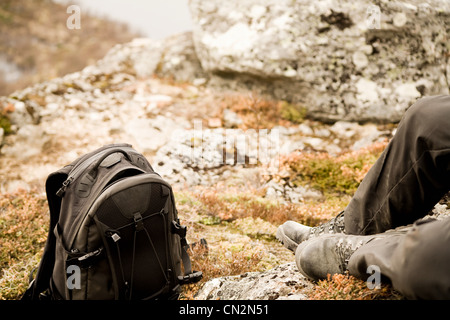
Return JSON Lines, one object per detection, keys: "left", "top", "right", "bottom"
{"left": 56, "top": 146, "right": 135, "bottom": 197}
{"left": 56, "top": 177, "right": 74, "bottom": 197}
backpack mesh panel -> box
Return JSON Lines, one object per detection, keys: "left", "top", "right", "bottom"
{"left": 94, "top": 183, "right": 171, "bottom": 299}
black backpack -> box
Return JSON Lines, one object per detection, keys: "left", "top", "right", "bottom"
{"left": 22, "top": 143, "right": 202, "bottom": 300}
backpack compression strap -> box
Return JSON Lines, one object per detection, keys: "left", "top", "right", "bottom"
{"left": 171, "top": 221, "right": 203, "bottom": 284}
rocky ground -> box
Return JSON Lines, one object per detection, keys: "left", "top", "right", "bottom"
{"left": 0, "top": 38, "right": 449, "bottom": 300}
{"left": 0, "top": 35, "right": 397, "bottom": 196}
{"left": 1, "top": 0, "right": 449, "bottom": 300}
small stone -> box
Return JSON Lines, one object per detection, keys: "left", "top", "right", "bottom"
{"left": 395, "top": 83, "right": 421, "bottom": 99}
{"left": 393, "top": 12, "right": 407, "bottom": 27}
{"left": 46, "top": 102, "right": 59, "bottom": 112}
{"left": 208, "top": 118, "right": 222, "bottom": 128}
{"left": 223, "top": 109, "right": 243, "bottom": 128}
{"left": 297, "top": 123, "right": 314, "bottom": 136}
{"left": 193, "top": 78, "right": 207, "bottom": 86}
{"left": 1, "top": 124, "right": 49, "bottom": 160}
{"left": 352, "top": 51, "right": 368, "bottom": 69}
{"left": 284, "top": 69, "right": 297, "bottom": 77}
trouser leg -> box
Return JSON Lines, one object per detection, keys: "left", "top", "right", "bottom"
{"left": 344, "top": 95, "right": 450, "bottom": 235}
{"left": 348, "top": 217, "right": 450, "bottom": 300}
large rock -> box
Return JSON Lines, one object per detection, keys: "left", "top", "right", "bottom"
{"left": 194, "top": 262, "right": 312, "bottom": 300}
{"left": 1, "top": 124, "right": 49, "bottom": 160}
{"left": 188, "top": 0, "right": 450, "bottom": 122}
{"left": 0, "top": 32, "right": 205, "bottom": 136}
{"left": 93, "top": 32, "right": 206, "bottom": 82}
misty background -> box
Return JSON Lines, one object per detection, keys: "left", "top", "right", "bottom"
{"left": 0, "top": 0, "right": 194, "bottom": 96}
{"left": 56, "top": 0, "right": 193, "bottom": 39}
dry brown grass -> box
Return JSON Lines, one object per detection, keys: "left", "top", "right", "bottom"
{"left": 0, "top": 140, "right": 404, "bottom": 300}
{"left": 0, "top": 190, "right": 49, "bottom": 300}
{"left": 218, "top": 92, "right": 307, "bottom": 130}
{"left": 308, "top": 273, "right": 403, "bottom": 300}
{"left": 192, "top": 187, "right": 347, "bottom": 226}
{"left": 180, "top": 241, "right": 266, "bottom": 300}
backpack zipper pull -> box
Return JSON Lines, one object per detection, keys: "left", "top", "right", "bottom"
{"left": 56, "top": 177, "right": 74, "bottom": 197}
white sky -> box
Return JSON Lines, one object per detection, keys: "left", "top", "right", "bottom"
{"left": 55, "top": 0, "right": 193, "bottom": 39}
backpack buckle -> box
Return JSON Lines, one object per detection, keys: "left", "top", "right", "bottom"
{"left": 171, "top": 220, "right": 187, "bottom": 238}
{"left": 133, "top": 212, "right": 144, "bottom": 232}
{"left": 178, "top": 271, "right": 203, "bottom": 284}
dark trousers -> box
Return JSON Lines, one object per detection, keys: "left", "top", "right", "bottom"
{"left": 344, "top": 95, "right": 450, "bottom": 299}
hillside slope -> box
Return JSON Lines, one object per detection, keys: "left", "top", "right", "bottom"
{"left": 0, "top": 0, "right": 138, "bottom": 96}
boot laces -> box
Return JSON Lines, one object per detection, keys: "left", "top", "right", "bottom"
{"left": 310, "top": 211, "right": 345, "bottom": 238}
{"left": 335, "top": 237, "right": 364, "bottom": 273}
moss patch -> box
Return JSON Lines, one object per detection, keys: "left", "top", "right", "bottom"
{"left": 279, "top": 140, "right": 388, "bottom": 196}
{"left": 279, "top": 101, "right": 307, "bottom": 123}
{"left": 0, "top": 114, "right": 12, "bottom": 135}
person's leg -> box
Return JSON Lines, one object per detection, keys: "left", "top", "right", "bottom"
{"left": 277, "top": 95, "right": 450, "bottom": 250}
{"left": 345, "top": 95, "right": 450, "bottom": 235}
{"left": 347, "top": 217, "right": 450, "bottom": 299}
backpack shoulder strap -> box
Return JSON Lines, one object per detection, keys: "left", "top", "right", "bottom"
{"left": 22, "top": 166, "right": 72, "bottom": 300}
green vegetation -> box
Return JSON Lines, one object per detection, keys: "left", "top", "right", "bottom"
{"left": 279, "top": 101, "right": 307, "bottom": 123}
{"left": 279, "top": 141, "right": 387, "bottom": 196}
{"left": 0, "top": 114, "right": 11, "bottom": 135}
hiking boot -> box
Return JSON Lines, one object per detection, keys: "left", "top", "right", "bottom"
{"left": 294, "top": 233, "right": 383, "bottom": 281}
{"left": 276, "top": 221, "right": 312, "bottom": 252}
{"left": 276, "top": 211, "right": 346, "bottom": 252}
